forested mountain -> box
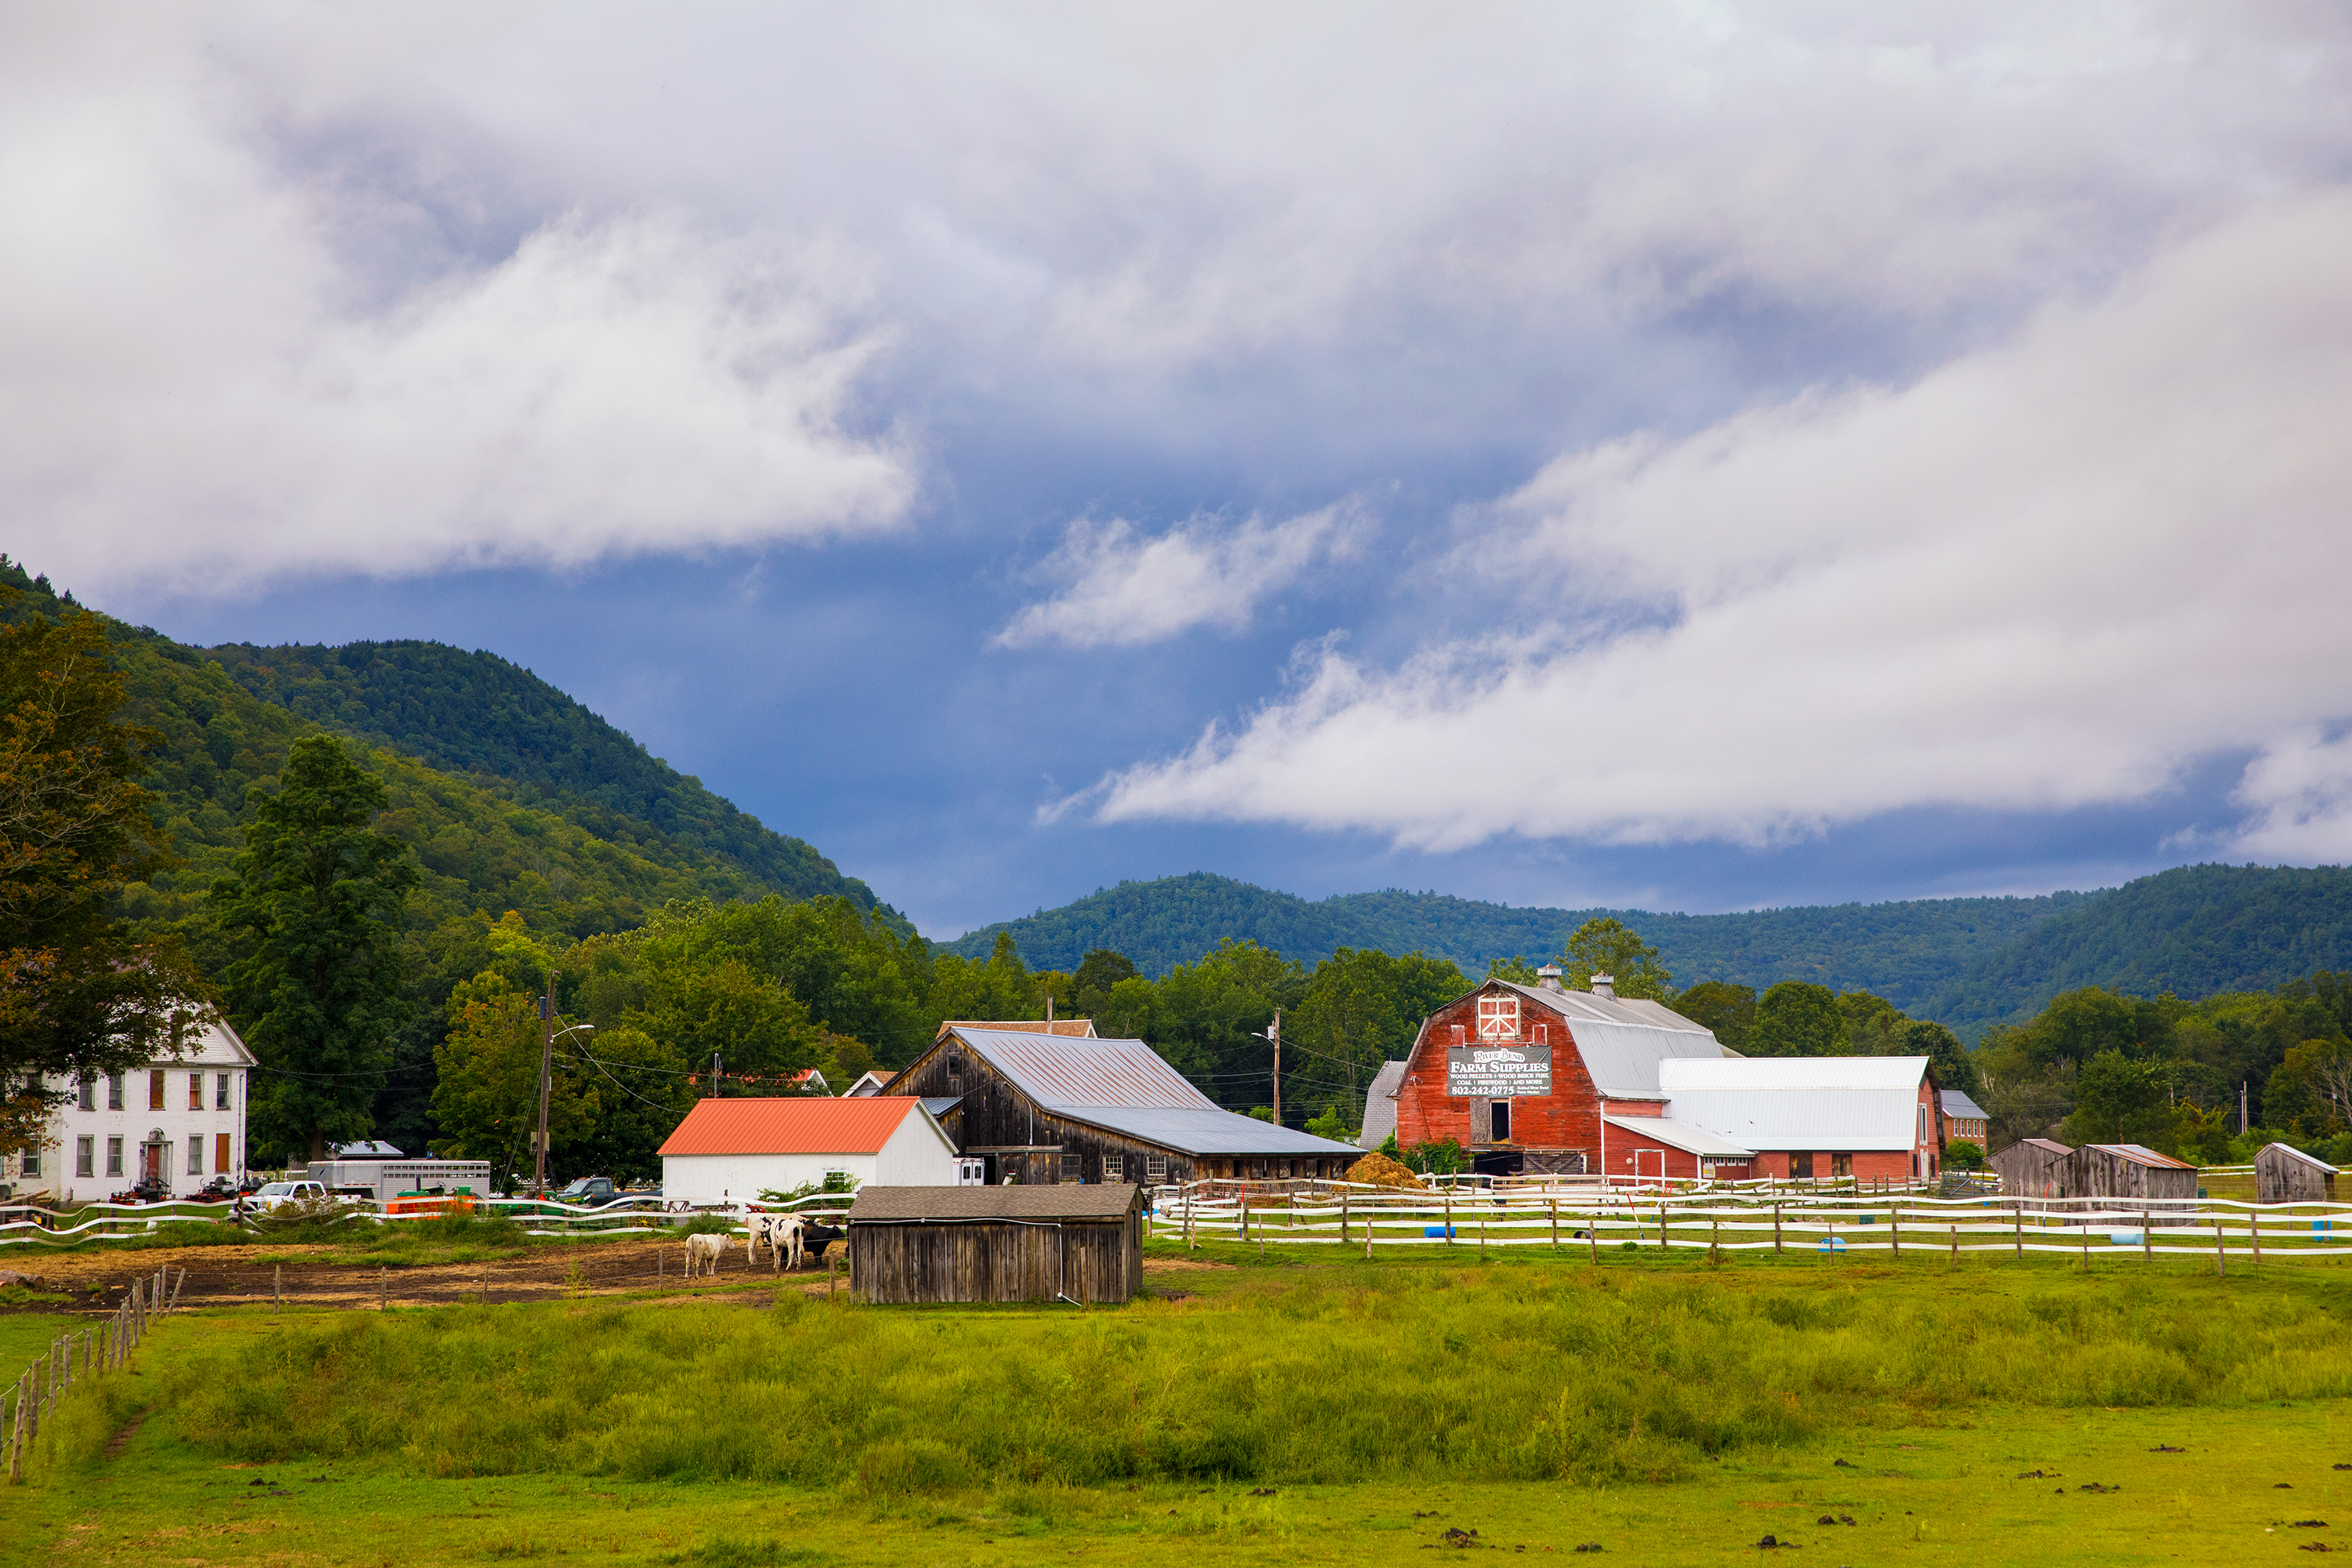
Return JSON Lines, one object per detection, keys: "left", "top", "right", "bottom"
{"left": 946, "top": 873, "right": 2092, "bottom": 1015}
{"left": 949, "top": 866, "right": 2352, "bottom": 1030}
{"left": 203, "top": 639, "right": 887, "bottom": 918}
{"left": 1924, "top": 864, "right": 2352, "bottom": 1032}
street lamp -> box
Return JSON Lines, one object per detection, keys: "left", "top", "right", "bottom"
{"left": 533, "top": 1019, "right": 593, "bottom": 1199}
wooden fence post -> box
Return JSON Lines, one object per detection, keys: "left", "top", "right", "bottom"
{"left": 171, "top": 1269, "right": 184, "bottom": 1313}
{"left": 1773, "top": 1203, "right": 1782, "bottom": 1255}
{"left": 1340, "top": 1189, "right": 1349, "bottom": 1244}
{"left": 1364, "top": 1205, "right": 1374, "bottom": 1262}
{"left": 1549, "top": 1200, "right": 1558, "bottom": 1250}
{"left": 273, "top": 1264, "right": 281, "bottom": 1314}
{"left": 2251, "top": 1207, "right": 2262, "bottom": 1269}
{"left": 2214, "top": 1219, "right": 2226, "bottom": 1279}
{"left": 1950, "top": 1221, "right": 1958, "bottom": 1261}
{"left": 2143, "top": 1202, "right": 2153, "bottom": 1264}
{"left": 1891, "top": 1204, "right": 1901, "bottom": 1257}
{"left": 1443, "top": 1190, "right": 1453, "bottom": 1247}
{"left": 1710, "top": 1218, "right": 1721, "bottom": 1263}
{"left": 2014, "top": 1202, "right": 2024, "bottom": 1258}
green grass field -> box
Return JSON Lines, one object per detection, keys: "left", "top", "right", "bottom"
{"left": 6, "top": 1243, "right": 2350, "bottom": 1566}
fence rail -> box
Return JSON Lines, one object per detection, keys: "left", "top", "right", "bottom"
{"left": 0, "top": 1192, "right": 852, "bottom": 1248}
{"left": 1145, "top": 1179, "right": 2352, "bottom": 1266}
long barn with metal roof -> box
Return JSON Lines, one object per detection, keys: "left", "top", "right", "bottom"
{"left": 883, "top": 1025, "right": 1361, "bottom": 1185}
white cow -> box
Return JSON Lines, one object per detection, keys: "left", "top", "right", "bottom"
{"left": 684, "top": 1232, "right": 731, "bottom": 1278}
{"left": 766, "top": 1214, "right": 806, "bottom": 1273}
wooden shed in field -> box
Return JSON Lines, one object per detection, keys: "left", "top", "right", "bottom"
{"left": 845, "top": 1184, "right": 1143, "bottom": 1305}
{"left": 2070, "top": 1143, "right": 2198, "bottom": 1205}
{"left": 1991, "top": 1138, "right": 2073, "bottom": 1199}
{"left": 2256, "top": 1143, "right": 2339, "bottom": 1204}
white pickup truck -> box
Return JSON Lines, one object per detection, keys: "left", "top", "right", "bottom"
{"left": 248, "top": 1178, "right": 333, "bottom": 1213}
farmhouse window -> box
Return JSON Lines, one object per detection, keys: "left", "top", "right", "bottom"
{"left": 216, "top": 1134, "right": 231, "bottom": 1173}
{"left": 189, "top": 1073, "right": 203, "bottom": 1111}
{"left": 216, "top": 1073, "right": 231, "bottom": 1109}
{"left": 148, "top": 1070, "right": 165, "bottom": 1111}
{"left": 19, "top": 1148, "right": 37, "bottom": 1178}
{"left": 106, "top": 1137, "right": 123, "bottom": 1177}
{"left": 78, "top": 1076, "right": 95, "bottom": 1112}
{"left": 1060, "top": 1152, "right": 1082, "bottom": 1182}
{"left": 187, "top": 1138, "right": 204, "bottom": 1175}
{"left": 1102, "top": 1154, "right": 1123, "bottom": 1181}
{"left": 1490, "top": 1102, "right": 1512, "bottom": 1143}
{"left": 1145, "top": 1154, "right": 1167, "bottom": 1183}
{"left": 76, "top": 1137, "right": 94, "bottom": 1178}
{"left": 1475, "top": 995, "right": 1519, "bottom": 1040}
{"left": 107, "top": 1073, "right": 123, "bottom": 1110}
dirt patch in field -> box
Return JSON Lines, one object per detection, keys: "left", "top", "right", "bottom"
{"left": 1141, "top": 1258, "right": 1239, "bottom": 1273}
{"left": 11, "top": 1236, "right": 844, "bottom": 1312}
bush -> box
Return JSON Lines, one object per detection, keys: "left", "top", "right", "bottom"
{"left": 1947, "top": 1140, "right": 1985, "bottom": 1170}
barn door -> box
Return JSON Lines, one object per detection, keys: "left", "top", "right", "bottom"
{"left": 1632, "top": 1148, "right": 1665, "bottom": 1187}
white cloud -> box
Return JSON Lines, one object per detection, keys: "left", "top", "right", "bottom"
{"left": 1076, "top": 194, "right": 2352, "bottom": 850}
{"left": 0, "top": 26, "right": 913, "bottom": 593}
{"left": 995, "top": 503, "right": 1367, "bottom": 650}
{"left": 2227, "top": 730, "right": 2352, "bottom": 862}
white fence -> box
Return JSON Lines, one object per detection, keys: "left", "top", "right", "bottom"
{"left": 1146, "top": 1179, "right": 2352, "bottom": 1265}
{"left": 0, "top": 1191, "right": 853, "bottom": 1249}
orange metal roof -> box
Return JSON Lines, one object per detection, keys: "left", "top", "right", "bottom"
{"left": 658, "top": 1096, "right": 922, "bottom": 1157}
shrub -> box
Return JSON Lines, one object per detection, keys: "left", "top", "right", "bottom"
{"left": 1947, "top": 1140, "right": 1985, "bottom": 1170}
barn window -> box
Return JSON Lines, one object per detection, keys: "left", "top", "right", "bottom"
{"left": 1102, "top": 1154, "right": 1123, "bottom": 1181}
{"left": 1145, "top": 1154, "right": 1167, "bottom": 1183}
{"left": 1918, "top": 1105, "right": 1928, "bottom": 1142}
{"left": 1061, "top": 1152, "right": 1082, "bottom": 1182}
{"left": 1475, "top": 995, "right": 1519, "bottom": 1040}
{"left": 1831, "top": 1153, "right": 1853, "bottom": 1178}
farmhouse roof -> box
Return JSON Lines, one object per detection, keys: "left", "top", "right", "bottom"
{"left": 942, "top": 1027, "right": 1360, "bottom": 1157}
{"left": 944, "top": 1027, "right": 1214, "bottom": 1109}
{"left": 1359, "top": 1060, "right": 1407, "bottom": 1150}
{"left": 1601, "top": 1115, "right": 1755, "bottom": 1159}
{"left": 2259, "top": 1142, "right": 2340, "bottom": 1174}
{"left": 1939, "top": 1089, "right": 1988, "bottom": 1122}
{"left": 2080, "top": 1142, "right": 2196, "bottom": 1170}
{"left": 847, "top": 1184, "right": 1142, "bottom": 1222}
{"left": 843, "top": 1070, "right": 892, "bottom": 1098}
{"left": 937, "top": 1018, "right": 1097, "bottom": 1041}
{"left": 658, "top": 1096, "right": 929, "bottom": 1157}
{"left": 1472, "top": 981, "right": 1726, "bottom": 1098}
{"left": 1657, "top": 1055, "right": 1930, "bottom": 1152}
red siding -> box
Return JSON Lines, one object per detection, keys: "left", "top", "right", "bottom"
{"left": 1395, "top": 986, "right": 1609, "bottom": 1161}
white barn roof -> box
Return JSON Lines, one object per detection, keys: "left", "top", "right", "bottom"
{"left": 1359, "top": 1061, "right": 1406, "bottom": 1150}
{"left": 1658, "top": 1055, "right": 1930, "bottom": 1152}
{"left": 1602, "top": 1115, "right": 1755, "bottom": 1159}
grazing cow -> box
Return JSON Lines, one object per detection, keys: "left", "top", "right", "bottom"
{"left": 765, "top": 1214, "right": 807, "bottom": 1272}
{"left": 684, "top": 1232, "right": 730, "bottom": 1278}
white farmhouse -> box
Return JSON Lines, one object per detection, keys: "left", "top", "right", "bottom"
{"left": 9, "top": 1019, "right": 256, "bottom": 1203}
{"left": 658, "top": 1096, "right": 967, "bottom": 1207}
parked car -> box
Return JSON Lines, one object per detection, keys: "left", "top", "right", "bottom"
{"left": 249, "top": 1178, "right": 332, "bottom": 1213}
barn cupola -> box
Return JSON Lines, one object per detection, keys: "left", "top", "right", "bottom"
{"left": 1590, "top": 972, "right": 1616, "bottom": 999}
{"left": 1535, "top": 964, "right": 1564, "bottom": 992}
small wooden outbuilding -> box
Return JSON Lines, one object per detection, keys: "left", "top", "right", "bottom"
{"left": 1991, "top": 1138, "right": 2073, "bottom": 1199}
{"left": 2070, "top": 1143, "right": 2198, "bottom": 1204}
{"left": 846, "top": 1184, "right": 1143, "bottom": 1305}
{"left": 2256, "top": 1142, "right": 2339, "bottom": 1204}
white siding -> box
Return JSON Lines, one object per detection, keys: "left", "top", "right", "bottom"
{"left": 873, "top": 1111, "right": 964, "bottom": 1185}
{"left": 662, "top": 1152, "right": 881, "bottom": 1208}
{"left": 16, "top": 1021, "right": 253, "bottom": 1203}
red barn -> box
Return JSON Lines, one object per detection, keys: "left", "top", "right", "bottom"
{"left": 1390, "top": 969, "right": 1734, "bottom": 1177}
{"left": 1656, "top": 1056, "right": 1945, "bottom": 1182}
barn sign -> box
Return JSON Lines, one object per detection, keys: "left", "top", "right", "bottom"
{"left": 1446, "top": 1044, "right": 1552, "bottom": 1097}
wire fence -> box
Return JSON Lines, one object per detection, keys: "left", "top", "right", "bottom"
{"left": 1145, "top": 1178, "right": 2352, "bottom": 1267}
{"left": 4, "top": 1263, "right": 180, "bottom": 1482}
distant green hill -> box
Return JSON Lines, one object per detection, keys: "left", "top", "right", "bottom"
{"left": 945, "top": 873, "right": 2093, "bottom": 1014}
{"left": 1922, "top": 862, "right": 2352, "bottom": 1032}
{"left": 201, "top": 639, "right": 891, "bottom": 921}
{"left": 949, "top": 866, "right": 2352, "bottom": 1028}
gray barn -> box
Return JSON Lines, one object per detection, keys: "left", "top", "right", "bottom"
{"left": 1991, "top": 1138, "right": 2073, "bottom": 1199}
{"left": 846, "top": 1184, "right": 1142, "bottom": 1305}
{"left": 2256, "top": 1142, "right": 2339, "bottom": 1204}
{"left": 2071, "top": 1143, "right": 2198, "bottom": 1205}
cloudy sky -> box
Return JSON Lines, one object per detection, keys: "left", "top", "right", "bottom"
{"left": 9, "top": 5, "right": 2352, "bottom": 936}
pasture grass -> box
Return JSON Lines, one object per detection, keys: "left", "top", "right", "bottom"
{"left": 7, "top": 1249, "right": 2350, "bottom": 1566}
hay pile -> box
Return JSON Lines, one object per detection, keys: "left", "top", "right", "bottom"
{"left": 1344, "top": 1152, "right": 1427, "bottom": 1189}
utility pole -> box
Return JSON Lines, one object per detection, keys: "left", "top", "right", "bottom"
{"left": 2240, "top": 1080, "right": 2249, "bottom": 1136}
{"left": 711, "top": 1053, "right": 720, "bottom": 1098}
{"left": 532, "top": 971, "right": 559, "bottom": 1198}
{"left": 1270, "top": 1008, "right": 1282, "bottom": 1124}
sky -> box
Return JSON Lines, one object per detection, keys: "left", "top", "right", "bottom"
{"left": 8, "top": 5, "right": 2352, "bottom": 938}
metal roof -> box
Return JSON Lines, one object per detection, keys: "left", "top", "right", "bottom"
{"left": 920, "top": 1096, "right": 964, "bottom": 1118}
{"left": 1486, "top": 982, "right": 1726, "bottom": 1098}
{"left": 2259, "top": 1142, "right": 2340, "bottom": 1174}
{"left": 1601, "top": 1115, "right": 1755, "bottom": 1159}
{"left": 1939, "top": 1089, "right": 1989, "bottom": 1122}
{"left": 1359, "top": 1061, "right": 1407, "bottom": 1149}
{"left": 1054, "top": 1105, "right": 1363, "bottom": 1156}
{"left": 2081, "top": 1143, "right": 2197, "bottom": 1171}
{"left": 2013, "top": 1138, "right": 2072, "bottom": 1156}
{"left": 938, "top": 1018, "right": 1097, "bottom": 1040}
{"left": 331, "top": 1139, "right": 405, "bottom": 1160}
{"left": 1657, "top": 1056, "right": 1930, "bottom": 1152}
{"left": 658, "top": 1096, "right": 930, "bottom": 1157}
{"left": 947, "top": 1028, "right": 1218, "bottom": 1109}
{"left": 848, "top": 1184, "right": 1142, "bottom": 1222}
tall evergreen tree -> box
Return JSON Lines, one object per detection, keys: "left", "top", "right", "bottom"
{"left": 212, "top": 735, "right": 419, "bottom": 1163}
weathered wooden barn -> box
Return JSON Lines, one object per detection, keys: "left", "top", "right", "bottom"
{"left": 2070, "top": 1143, "right": 2198, "bottom": 1205}
{"left": 2256, "top": 1142, "right": 2339, "bottom": 1204}
{"left": 846, "top": 1184, "right": 1142, "bottom": 1304}
{"left": 1991, "top": 1138, "right": 2073, "bottom": 1198}
{"left": 884, "top": 1025, "right": 1359, "bottom": 1185}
